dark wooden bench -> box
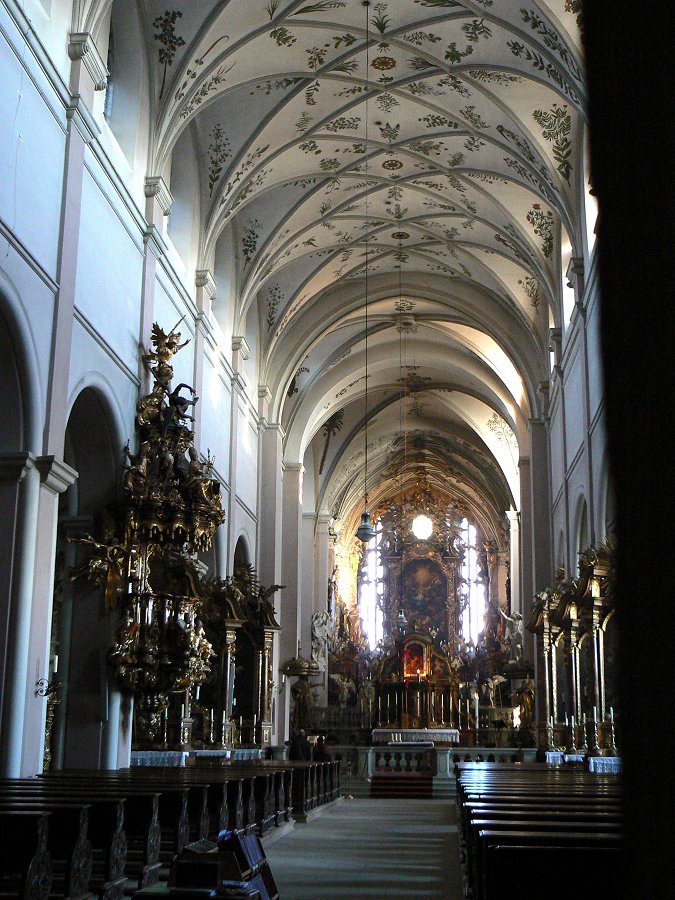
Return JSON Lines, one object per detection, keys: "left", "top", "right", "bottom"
{"left": 0, "top": 800, "right": 91, "bottom": 898}
{"left": 454, "top": 762, "right": 623, "bottom": 900}
{"left": 0, "top": 779, "right": 159, "bottom": 893}
{"left": 0, "top": 810, "right": 52, "bottom": 899}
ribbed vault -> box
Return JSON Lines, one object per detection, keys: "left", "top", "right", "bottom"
{"left": 85, "top": 0, "right": 585, "bottom": 536}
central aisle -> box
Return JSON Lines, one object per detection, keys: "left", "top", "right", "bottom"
{"left": 265, "top": 798, "right": 462, "bottom": 899}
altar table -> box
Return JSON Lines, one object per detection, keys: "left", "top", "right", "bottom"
{"left": 371, "top": 727, "right": 459, "bottom": 745}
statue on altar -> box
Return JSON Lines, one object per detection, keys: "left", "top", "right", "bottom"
{"left": 516, "top": 676, "right": 535, "bottom": 726}
{"left": 499, "top": 607, "right": 524, "bottom": 663}
{"left": 291, "top": 676, "right": 313, "bottom": 731}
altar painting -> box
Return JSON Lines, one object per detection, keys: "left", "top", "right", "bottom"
{"left": 402, "top": 642, "right": 426, "bottom": 678}
{"left": 402, "top": 558, "right": 448, "bottom": 639}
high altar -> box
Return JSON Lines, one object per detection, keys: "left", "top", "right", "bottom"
{"left": 374, "top": 632, "right": 458, "bottom": 733}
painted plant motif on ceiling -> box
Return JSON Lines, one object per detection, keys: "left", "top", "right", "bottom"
{"left": 85, "top": 0, "right": 584, "bottom": 531}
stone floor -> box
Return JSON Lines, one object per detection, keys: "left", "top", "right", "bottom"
{"left": 266, "top": 798, "right": 463, "bottom": 899}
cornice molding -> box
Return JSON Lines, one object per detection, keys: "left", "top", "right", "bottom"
{"left": 195, "top": 269, "right": 217, "bottom": 301}
{"left": 144, "top": 176, "right": 174, "bottom": 216}
{"left": 232, "top": 335, "right": 251, "bottom": 360}
{"left": 66, "top": 93, "right": 100, "bottom": 144}
{"left": 36, "top": 456, "right": 79, "bottom": 494}
{"left": 68, "top": 32, "right": 109, "bottom": 91}
{"left": 143, "top": 224, "right": 168, "bottom": 260}
{"left": 0, "top": 451, "right": 35, "bottom": 484}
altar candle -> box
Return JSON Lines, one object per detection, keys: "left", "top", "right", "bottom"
{"left": 222, "top": 709, "right": 226, "bottom": 725}
{"left": 474, "top": 696, "right": 479, "bottom": 726}
{"left": 609, "top": 707, "right": 614, "bottom": 723}
{"left": 239, "top": 716, "right": 243, "bottom": 729}
{"left": 571, "top": 714, "right": 576, "bottom": 733}
{"left": 593, "top": 705, "right": 597, "bottom": 723}
{"left": 53, "top": 654, "right": 58, "bottom": 674}
{"left": 180, "top": 703, "right": 185, "bottom": 719}
{"left": 196, "top": 685, "right": 200, "bottom": 700}
{"left": 440, "top": 694, "right": 445, "bottom": 723}
{"left": 565, "top": 714, "right": 569, "bottom": 727}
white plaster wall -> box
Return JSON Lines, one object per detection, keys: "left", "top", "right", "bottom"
{"left": 0, "top": 8, "right": 65, "bottom": 278}
{"left": 563, "top": 343, "right": 584, "bottom": 467}
{"left": 75, "top": 164, "right": 144, "bottom": 370}
{"left": 20, "top": 0, "right": 73, "bottom": 81}
{"left": 235, "top": 402, "right": 259, "bottom": 515}
{"left": 0, "top": 248, "right": 55, "bottom": 418}
{"left": 548, "top": 259, "right": 608, "bottom": 576}
{"left": 586, "top": 291, "right": 604, "bottom": 418}
{"left": 67, "top": 319, "right": 137, "bottom": 438}
{"left": 199, "top": 348, "right": 232, "bottom": 484}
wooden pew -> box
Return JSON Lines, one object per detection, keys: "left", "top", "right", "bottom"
{"left": 0, "top": 801, "right": 91, "bottom": 898}
{"left": 0, "top": 779, "right": 158, "bottom": 892}
{"left": 0, "top": 810, "right": 52, "bottom": 899}
{"left": 454, "top": 762, "right": 623, "bottom": 900}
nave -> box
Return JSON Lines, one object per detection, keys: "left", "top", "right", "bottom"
{"left": 267, "top": 798, "right": 461, "bottom": 900}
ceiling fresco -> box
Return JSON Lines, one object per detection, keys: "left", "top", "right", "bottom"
{"left": 79, "top": 0, "right": 585, "bottom": 535}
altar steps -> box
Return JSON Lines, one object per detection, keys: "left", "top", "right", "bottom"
{"left": 370, "top": 774, "right": 434, "bottom": 798}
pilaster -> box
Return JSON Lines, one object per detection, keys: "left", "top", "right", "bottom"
{"left": 22, "top": 457, "right": 78, "bottom": 776}
{"left": 257, "top": 424, "right": 284, "bottom": 744}
{"left": 0, "top": 453, "right": 40, "bottom": 776}
{"left": 279, "top": 463, "right": 304, "bottom": 742}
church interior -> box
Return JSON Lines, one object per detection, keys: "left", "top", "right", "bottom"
{"left": 0, "top": 0, "right": 670, "bottom": 896}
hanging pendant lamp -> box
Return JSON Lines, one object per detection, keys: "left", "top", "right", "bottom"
{"left": 356, "top": 1, "right": 375, "bottom": 545}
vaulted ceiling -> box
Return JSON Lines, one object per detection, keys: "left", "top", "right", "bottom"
{"left": 86, "top": 0, "right": 586, "bottom": 539}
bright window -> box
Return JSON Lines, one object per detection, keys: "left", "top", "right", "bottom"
{"left": 460, "top": 518, "right": 486, "bottom": 644}
{"left": 359, "top": 519, "right": 383, "bottom": 650}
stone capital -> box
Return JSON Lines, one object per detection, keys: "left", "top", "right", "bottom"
{"left": 143, "top": 225, "right": 168, "bottom": 260}
{"left": 231, "top": 335, "right": 250, "bottom": 360}
{"left": 195, "top": 269, "right": 217, "bottom": 298}
{"left": 144, "top": 176, "right": 174, "bottom": 216}
{"left": 35, "top": 456, "right": 79, "bottom": 494}
{"left": 68, "top": 32, "right": 109, "bottom": 91}
{"left": 0, "top": 452, "right": 36, "bottom": 484}
{"left": 195, "top": 269, "right": 217, "bottom": 317}
{"left": 66, "top": 94, "right": 100, "bottom": 144}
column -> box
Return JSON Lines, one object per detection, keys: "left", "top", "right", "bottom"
{"left": 518, "top": 457, "right": 533, "bottom": 623}
{"left": 529, "top": 417, "right": 552, "bottom": 592}
{"left": 280, "top": 463, "right": 304, "bottom": 743}
{"left": 227, "top": 337, "right": 249, "bottom": 566}
{"left": 21, "top": 457, "right": 78, "bottom": 776}
{"left": 506, "top": 509, "right": 520, "bottom": 614}
{"left": 140, "top": 177, "right": 173, "bottom": 385}
{"left": 314, "top": 513, "right": 331, "bottom": 705}
{"left": 300, "top": 513, "right": 315, "bottom": 663}
{"left": 257, "top": 412, "right": 284, "bottom": 744}
{"left": 42, "top": 37, "right": 105, "bottom": 456}
{"left": 0, "top": 454, "right": 41, "bottom": 776}
{"left": 193, "top": 271, "right": 217, "bottom": 446}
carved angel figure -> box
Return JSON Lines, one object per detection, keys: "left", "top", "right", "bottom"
{"left": 311, "top": 609, "right": 331, "bottom": 664}
{"left": 70, "top": 533, "right": 128, "bottom": 610}
{"left": 143, "top": 321, "right": 189, "bottom": 384}
{"left": 498, "top": 607, "right": 524, "bottom": 663}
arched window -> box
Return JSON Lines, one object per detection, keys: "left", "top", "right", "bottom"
{"left": 459, "top": 518, "right": 486, "bottom": 644}
{"left": 359, "top": 519, "right": 383, "bottom": 650}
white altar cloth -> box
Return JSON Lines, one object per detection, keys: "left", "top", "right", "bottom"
{"left": 371, "top": 728, "right": 459, "bottom": 745}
